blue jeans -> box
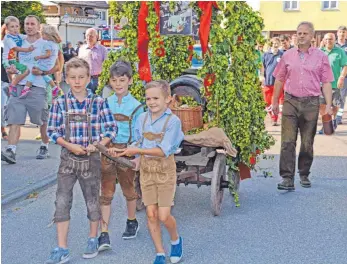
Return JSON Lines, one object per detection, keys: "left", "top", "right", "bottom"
{"left": 87, "top": 77, "right": 99, "bottom": 94}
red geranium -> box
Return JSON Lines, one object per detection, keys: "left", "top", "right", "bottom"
{"left": 155, "top": 47, "right": 165, "bottom": 57}
{"left": 203, "top": 73, "right": 216, "bottom": 97}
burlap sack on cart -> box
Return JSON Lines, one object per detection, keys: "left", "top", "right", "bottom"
{"left": 184, "top": 127, "right": 237, "bottom": 157}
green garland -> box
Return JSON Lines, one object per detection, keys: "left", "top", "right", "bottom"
{"left": 100, "top": 1, "right": 274, "bottom": 167}
{"left": 196, "top": 1, "right": 275, "bottom": 166}
{"left": 97, "top": 2, "right": 144, "bottom": 101}
{"left": 98, "top": 2, "right": 191, "bottom": 100}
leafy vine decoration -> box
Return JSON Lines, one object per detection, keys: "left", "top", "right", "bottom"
{"left": 196, "top": 1, "right": 275, "bottom": 167}
{"left": 97, "top": 1, "right": 144, "bottom": 101}
{"left": 98, "top": 1, "right": 192, "bottom": 100}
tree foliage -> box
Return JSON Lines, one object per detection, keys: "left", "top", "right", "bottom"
{"left": 1, "top": 1, "right": 46, "bottom": 32}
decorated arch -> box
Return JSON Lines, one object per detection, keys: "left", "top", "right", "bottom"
{"left": 98, "top": 1, "right": 274, "bottom": 172}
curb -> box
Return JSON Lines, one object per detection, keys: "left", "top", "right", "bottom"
{"left": 1, "top": 172, "right": 57, "bottom": 209}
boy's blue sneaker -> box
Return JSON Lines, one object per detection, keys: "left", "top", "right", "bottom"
{"left": 45, "top": 247, "right": 70, "bottom": 264}
{"left": 153, "top": 255, "right": 166, "bottom": 264}
{"left": 82, "top": 237, "right": 99, "bottom": 259}
{"left": 170, "top": 237, "right": 183, "bottom": 263}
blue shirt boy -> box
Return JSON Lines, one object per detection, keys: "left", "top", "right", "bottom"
{"left": 134, "top": 109, "right": 184, "bottom": 157}
{"left": 107, "top": 93, "right": 143, "bottom": 144}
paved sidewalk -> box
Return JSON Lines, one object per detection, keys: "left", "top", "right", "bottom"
{"left": 1, "top": 122, "right": 61, "bottom": 207}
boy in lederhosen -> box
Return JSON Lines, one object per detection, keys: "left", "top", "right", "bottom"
{"left": 46, "top": 57, "right": 117, "bottom": 264}
{"left": 98, "top": 60, "right": 144, "bottom": 251}
{"left": 110, "top": 80, "right": 184, "bottom": 264}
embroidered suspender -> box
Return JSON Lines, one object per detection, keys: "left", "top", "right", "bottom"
{"left": 138, "top": 113, "right": 173, "bottom": 146}
{"left": 64, "top": 95, "right": 96, "bottom": 144}
{"left": 127, "top": 104, "right": 144, "bottom": 145}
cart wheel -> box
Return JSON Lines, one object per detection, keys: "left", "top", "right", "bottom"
{"left": 211, "top": 153, "right": 227, "bottom": 216}
{"left": 229, "top": 169, "right": 240, "bottom": 196}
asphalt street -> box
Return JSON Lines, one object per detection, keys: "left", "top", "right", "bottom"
{"left": 1, "top": 111, "right": 347, "bottom": 264}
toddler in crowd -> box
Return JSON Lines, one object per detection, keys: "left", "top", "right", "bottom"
{"left": 20, "top": 24, "right": 62, "bottom": 99}
{"left": 2, "top": 16, "right": 34, "bottom": 96}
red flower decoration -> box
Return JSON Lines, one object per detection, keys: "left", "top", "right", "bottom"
{"left": 204, "top": 73, "right": 216, "bottom": 87}
{"left": 188, "top": 44, "right": 194, "bottom": 61}
{"left": 155, "top": 47, "right": 165, "bottom": 57}
{"left": 250, "top": 156, "right": 256, "bottom": 165}
{"left": 203, "top": 73, "right": 216, "bottom": 97}
{"left": 237, "top": 35, "right": 243, "bottom": 42}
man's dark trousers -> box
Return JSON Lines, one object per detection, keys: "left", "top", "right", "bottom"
{"left": 280, "top": 93, "right": 320, "bottom": 179}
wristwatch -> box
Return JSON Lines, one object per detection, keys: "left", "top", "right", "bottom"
{"left": 41, "top": 71, "right": 48, "bottom": 76}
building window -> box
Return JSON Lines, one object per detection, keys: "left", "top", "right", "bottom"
{"left": 322, "top": 1, "right": 338, "bottom": 10}
{"left": 283, "top": 1, "right": 299, "bottom": 11}
{"left": 96, "top": 11, "right": 106, "bottom": 20}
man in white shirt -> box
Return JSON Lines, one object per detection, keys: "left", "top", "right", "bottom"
{"left": 1, "top": 15, "right": 59, "bottom": 164}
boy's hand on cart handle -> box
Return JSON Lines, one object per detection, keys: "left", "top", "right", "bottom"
{"left": 107, "top": 147, "right": 126, "bottom": 157}
{"left": 68, "top": 143, "right": 87, "bottom": 156}
{"left": 118, "top": 147, "right": 140, "bottom": 157}
{"left": 86, "top": 144, "right": 97, "bottom": 155}
{"left": 107, "top": 147, "right": 117, "bottom": 157}
{"left": 130, "top": 157, "right": 140, "bottom": 171}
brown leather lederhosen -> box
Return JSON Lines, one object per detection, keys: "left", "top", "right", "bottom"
{"left": 138, "top": 112, "right": 177, "bottom": 207}
{"left": 100, "top": 104, "right": 144, "bottom": 205}
{"left": 54, "top": 95, "right": 102, "bottom": 223}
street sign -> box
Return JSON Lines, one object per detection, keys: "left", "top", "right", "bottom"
{"left": 62, "top": 13, "right": 70, "bottom": 24}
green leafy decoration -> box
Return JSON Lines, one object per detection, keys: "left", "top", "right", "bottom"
{"left": 100, "top": 1, "right": 274, "bottom": 169}
{"left": 98, "top": 1, "right": 192, "bottom": 100}
{"left": 97, "top": 1, "right": 144, "bottom": 101}
{"left": 196, "top": 1, "right": 274, "bottom": 167}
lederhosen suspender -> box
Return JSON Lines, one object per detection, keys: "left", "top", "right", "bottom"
{"left": 64, "top": 95, "right": 96, "bottom": 145}
{"left": 137, "top": 112, "right": 173, "bottom": 146}
{"left": 113, "top": 103, "right": 144, "bottom": 145}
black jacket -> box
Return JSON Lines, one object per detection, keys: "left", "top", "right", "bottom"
{"left": 63, "top": 47, "right": 76, "bottom": 62}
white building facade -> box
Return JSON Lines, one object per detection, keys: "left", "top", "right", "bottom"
{"left": 43, "top": 1, "right": 109, "bottom": 46}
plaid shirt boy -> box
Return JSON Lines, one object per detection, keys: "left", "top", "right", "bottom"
{"left": 48, "top": 90, "right": 117, "bottom": 147}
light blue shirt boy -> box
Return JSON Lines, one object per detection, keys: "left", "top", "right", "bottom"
{"left": 107, "top": 93, "right": 143, "bottom": 144}
{"left": 134, "top": 109, "right": 184, "bottom": 157}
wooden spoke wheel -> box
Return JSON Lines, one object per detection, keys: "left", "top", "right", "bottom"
{"left": 229, "top": 169, "right": 240, "bottom": 196}
{"left": 211, "top": 153, "right": 227, "bottom": 216}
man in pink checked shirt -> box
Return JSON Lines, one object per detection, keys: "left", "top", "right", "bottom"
{"left": 272, "top": 21, "right": 334, "bottom": 191}
{"left": 78, "top": 28, "right": 108, "bottom": 94}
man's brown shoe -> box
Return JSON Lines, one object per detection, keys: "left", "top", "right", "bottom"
{"left": 300, "top": 175, "right": 311, "bottom": 188}
{"left": 277, "top": 178, "right": 295, "bottom": 191}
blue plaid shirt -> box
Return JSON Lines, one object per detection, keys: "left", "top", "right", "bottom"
{"left": 48, "top": 89, "right": 117, "bottom": 147}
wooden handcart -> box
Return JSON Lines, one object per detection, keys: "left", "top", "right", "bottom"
{"left": 94, "top": 133, "right": 241, "bottom": 217}
{"left": 175, "top": 141, "right": 240, "bottom": 216}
